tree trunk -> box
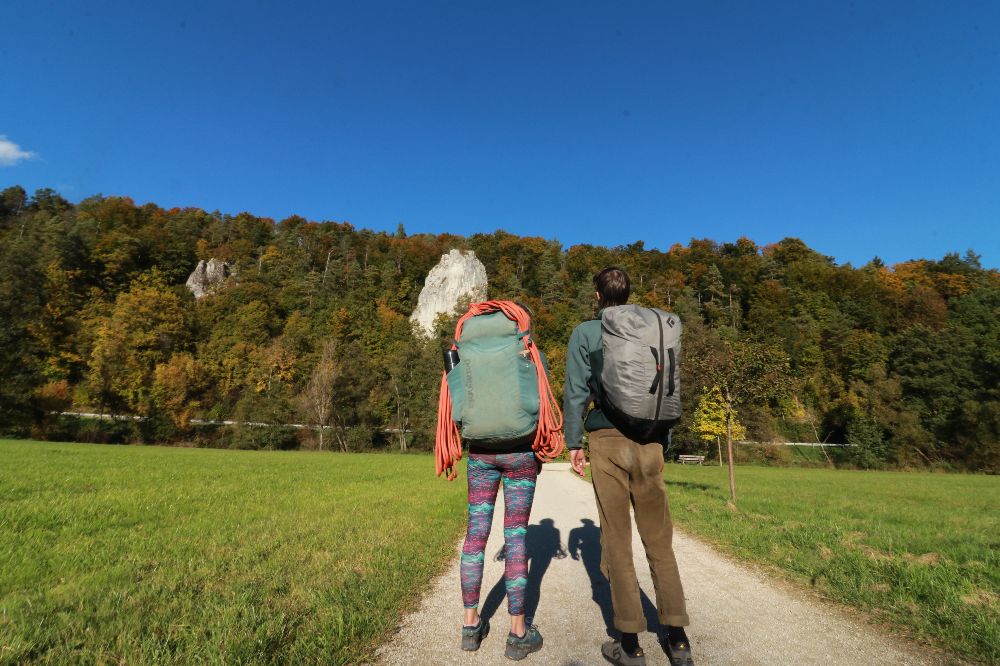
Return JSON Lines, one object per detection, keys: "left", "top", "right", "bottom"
{"left": 318, "top": 426, "right": 324, "bottom": 451}
{"left": 393, "top": 382, "right": 407, "bottom": 451}
{"left": 725, "top": 389, "right": 737, "bottom": 502}
{"left": 322, "top": 249, "right": 333, "bottom": 285}
{"left": 717, "top": 436, "right": 723, "bottom": 466}
{"left": 912, "top": 445, "right": 933, "bottom": 464}
{"left": 818, "top": 440, "right": 832, "bottom": 466}
{"left": 808, "top": 413, "right": 833, "bottom": 466}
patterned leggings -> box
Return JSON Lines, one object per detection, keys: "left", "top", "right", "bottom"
{"left": 460, "top": 451, "right": 538, "bottom": 616}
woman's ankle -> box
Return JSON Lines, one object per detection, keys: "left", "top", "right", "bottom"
{"left": 463, "top": 609, "right": 480, "bottom": 627}
{"left": 509, "top": 614, "right": 526, "bottom": 637}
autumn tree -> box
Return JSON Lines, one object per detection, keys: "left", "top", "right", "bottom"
{"left": 298, "top": 341, "right": 339, "bottom": 450}
{"left": 693, "top": 386, "right": 747, "bottom": 466}
{"left": 689, "top": 335, "right": 790, "bottom": 501}
{"left": 86, "top": 272, "right": 187, "bottom": 416}
{"left": 152, "top": 353, "right": 210, "bottom": 428}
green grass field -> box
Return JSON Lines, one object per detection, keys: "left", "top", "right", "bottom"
{"left": 0, "top": 440, "right": 467, "bottom": 665}
{"left": 663, "top": 464, "right": 1000, "bottom": 664}
{"left": 4, "top": 440, "right": 998, "bottom": 664}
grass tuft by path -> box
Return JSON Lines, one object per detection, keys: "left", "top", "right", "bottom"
{"left": 663, "top": 464, "right": 999, "bottom": 665}
{"left": 0, "top": 440, "right": 467, "bottom": 665}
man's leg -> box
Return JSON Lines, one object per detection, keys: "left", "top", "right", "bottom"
{"left": 631, "top": 442, "right": 689, "bottom": 627}
{"left": 589, "top": 429, "right": 646, "bottom": 634}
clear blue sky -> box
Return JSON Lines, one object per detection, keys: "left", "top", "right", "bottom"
{"left": 3, "top": 1, "right": 998, "bottom": 267}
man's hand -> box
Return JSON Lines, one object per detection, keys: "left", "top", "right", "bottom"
{"left": 570, "top": 448, "right": 588, "bottom": 477}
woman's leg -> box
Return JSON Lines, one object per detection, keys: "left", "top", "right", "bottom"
{"left": 498, "top": 451, "right": 539, "bottom": 635}
{"left": 461, "top": 453, "right": 502, "bottom": 625}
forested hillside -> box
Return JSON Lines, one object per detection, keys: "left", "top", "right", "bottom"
{"left": 1, "top": 186, "right": 997, "bottom": 471}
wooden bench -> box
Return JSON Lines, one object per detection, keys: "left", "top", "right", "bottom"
{"left": 677, "top": 455, "right": 705, "bottom": 465}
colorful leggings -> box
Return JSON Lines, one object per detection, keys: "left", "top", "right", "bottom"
{"left": 460, "top": 451, "right": 538, "bottom": 615}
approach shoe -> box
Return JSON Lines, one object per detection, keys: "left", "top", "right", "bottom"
{"left": 461, "top": 618, "right": 489, "bottom": 651}
{"left": 601, "top": 639, "right": 647, "bottom": 666}
{"left": 663, "top": 636, "right": 694, "bottom": 666}
{"left": 504, "top": 624, "right": 543, "bottom": 660}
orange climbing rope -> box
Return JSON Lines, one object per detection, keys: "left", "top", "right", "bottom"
{"left": 435, "top": 300, "right": 565, "bottom": 480}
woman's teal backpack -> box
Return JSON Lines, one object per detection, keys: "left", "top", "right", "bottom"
{"left": 435, "top": 301, "right": 564, "bottom": 480}
{"left": 446, "top": 310, "right": 543, "bottom": 448}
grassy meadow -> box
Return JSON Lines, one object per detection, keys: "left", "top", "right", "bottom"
{"left": 4, "top": 439, "right": 998, "bottom": 664}
{"left": 0, "top": 440, "right": 467, "bottom": 665}
{"left": 663, "top": 464, "right": 1000, "bottom": 664}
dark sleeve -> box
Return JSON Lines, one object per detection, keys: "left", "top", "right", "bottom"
{"left": 563, "top": 325, "right": 592, "bottom": 449}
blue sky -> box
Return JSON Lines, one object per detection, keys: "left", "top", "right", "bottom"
{"left": 3, "top": 1, "right": 998, "bottom": 267}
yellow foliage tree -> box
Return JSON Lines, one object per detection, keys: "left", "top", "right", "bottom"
{"left": 87, "top": 272, "right": 186, "bottom": 416}
{"left": 693, "top": 385, "right": 747, "bottom": 466}
{"left": 152, "top": 353, "right": 209, "bottom": 428}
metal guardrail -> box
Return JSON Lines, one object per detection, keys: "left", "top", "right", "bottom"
{"left": 736, "top": 440, "right": 846, "bottom": 447}
{"left": 53, "top": 412, "right": 410, "bottom": 433}
{"left": 55, "top": 413, "right": 831, "bottom": 443}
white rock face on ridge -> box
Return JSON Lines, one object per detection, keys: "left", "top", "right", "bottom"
{"left": 410, "top": 249, "right": 488, "bottom": 338}
{"left": 185, "top": 258, "right": 233, "bottom": 299}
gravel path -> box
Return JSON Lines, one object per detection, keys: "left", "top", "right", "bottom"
{"left": 376, "top": 463, "right": 947, "bottom": 665}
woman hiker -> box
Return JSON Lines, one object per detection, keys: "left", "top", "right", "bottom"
{"left": 434, "top": 300, "right": 565, "bottom": 660}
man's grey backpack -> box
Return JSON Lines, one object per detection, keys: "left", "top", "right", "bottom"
{"left": 592, "top": 305, "right": 682, "bottom": 443}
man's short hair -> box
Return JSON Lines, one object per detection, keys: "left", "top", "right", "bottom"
{"left": 593, "top": 267, "right": 630, "bottom": 307}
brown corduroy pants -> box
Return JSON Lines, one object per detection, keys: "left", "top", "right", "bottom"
{"left": 589, "top": 428, "right": 689, "bottom": 632}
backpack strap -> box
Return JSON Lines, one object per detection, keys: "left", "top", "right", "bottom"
{"left": 649, "top": 347, "right": 662, "bottom": 395}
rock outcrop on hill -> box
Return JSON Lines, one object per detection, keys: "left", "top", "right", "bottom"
{"left": 185, "top": 258, "right": 233, "bottom": 299}
{"left": 410, "top": 249, "right": 488, "bottom": 337}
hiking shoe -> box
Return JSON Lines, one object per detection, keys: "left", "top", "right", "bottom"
{"left": 504, "top": 624, "right": 543, "bottom": 660}
{"left": 601, "top": 639, "right": 647, "bottom": 666}
{"left": 461, "top": 618, "right": 489, "bottom": 651}
{"left": 664, "top": 637, "right": 694, "bottom": 666}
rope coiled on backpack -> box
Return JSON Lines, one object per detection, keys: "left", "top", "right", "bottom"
{"left": 435, "top": 300, "right": 565, "bottom": 480}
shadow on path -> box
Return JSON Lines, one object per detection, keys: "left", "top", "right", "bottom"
{"left": 480, "top": 518, "right": 567, "bottom": 624}
{"left": 479, "top": 518, "right": 659, "bottom": 636}
{"left": 567, "top": 518, "right": 660, "bottom": 636}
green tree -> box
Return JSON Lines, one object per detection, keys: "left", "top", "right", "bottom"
{"left": 0, "top": 185, "right": 28, "bottom": 221}
{"left": 0, "top": 235, "right": 45, "bottom": 427}
{"left": 845, "top": 408, "right": 888, "bottom": 469}
{"left": 689, "top": 336, "right": 790, "bottom": 501}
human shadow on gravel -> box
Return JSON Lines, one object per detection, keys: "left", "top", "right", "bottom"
{"left": 567, "top": 518, "right": 660, "bottom": 636}
{"left": 480, "top": 518, "right": 568, "bottom": 624}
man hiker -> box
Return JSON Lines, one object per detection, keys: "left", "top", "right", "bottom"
{"left": 563, "top": 267, "right": 695, "bottom": 666}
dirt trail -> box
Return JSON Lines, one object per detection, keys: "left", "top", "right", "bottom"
{"left": 376, "top": 463, "right": 946, "bottom": 665}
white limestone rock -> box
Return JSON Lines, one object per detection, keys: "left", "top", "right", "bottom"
{"left": 410, "top": 249, "right": 488, "bottom": 338}
{"left": 185, "top": 258, "right": 233, "bottom": 299}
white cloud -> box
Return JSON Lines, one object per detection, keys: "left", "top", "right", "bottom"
{"left": 0, "top": 135, "right": 37, "bottom": 167}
